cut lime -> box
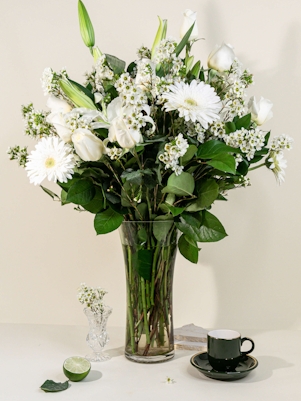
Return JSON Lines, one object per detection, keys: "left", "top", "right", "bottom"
{"left": 63, "top": 356, "right": 91, "bottom": 382}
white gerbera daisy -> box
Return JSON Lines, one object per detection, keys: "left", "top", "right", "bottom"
{"left": 25, "top": 136, "right": 75, "bottom": 185}
{"left": 267, "top": 151, "right": 287, "bottom": 185}
{"left": 162, "top": 80, "right": 222, "bottom": 128}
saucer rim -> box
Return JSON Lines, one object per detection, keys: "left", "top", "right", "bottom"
{"left": 190, "top": 351, "right": 258, "bottom": 376}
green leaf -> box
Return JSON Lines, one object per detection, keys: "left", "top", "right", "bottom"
{"left": 153, "top": 216, "right": 174, "bottom": 242}
{"left": 186, "top": 179, "right": 219, "bottom": 211}
{"left": 134, "top": 249, "right": 153, "bottom": 281}
{"left": 82, "top": 186, "right": 104, "bottom": 213}
{"left": 175, "top": 220, "right": 203, "bottom": 242}
{"left": 197, "top": 140, "right": 236, "bottom": 159}
{"left": 198, "top": 210, "right": 227, "bottom": 242}
{"left": 235, "top": 113, "right": 251, "bottom": 130}
{"left": 190, "top": 60, "right": 201, "bottom": 78}
{"left": 207, "top": 154, "right": 236, "bottom": 174}
{"left": 78, "top": 0, "right": 95, "bottom": 48}
{"left": 178, "top": 234, "right": 199, "bottom": 264}
{"left": 40, "top": 380, "right": 69, "bottom": 392}
{"left": 165, "top": 204, "right": 185, "bottom": 217}
{"left": 236, "top": 159, "right": 249, "bottom": 176}
{"left": 181, "top": 212, "right": 202, "bottom": 228}
{"left": 94, "top": 207, "right": 124, "bottom": 234}
{"left": 225, "top": 121, "right": 236, "bottom": 134}
{"left": 105, "top": 54, "right": 126, "bottom": 75}
{"left": 40, "top": 185, "right": 60, "bottom": 200}
{"left": 66, "top": 179, "right": 95, "bottom": 205}
{"left": 61, "top": 189, "right": 71, "bottom": 205}
{"left": 175, "top": 22, "right": 195, "bottom": 56}
{"left": 161, "top": 172, "right": 195, "bottom": 196}
{"left": 180, "top": 144, "right": 197, "bottom": 165}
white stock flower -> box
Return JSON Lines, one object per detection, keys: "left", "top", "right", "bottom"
{"left": 162, "top": 80, "right": 222, "bottom": 129}
{"left": 25, "top": 136, "right": 75, "bottom": 185}
{"left": 267, "top": 151, "right": 287, "bottom": 185}
{"left": 208, "top": 43, "right": 235, "bottom": 72}
{"left": 72, "top": 129, "right": 105, "bottom": 161}
{"left": 180, "top": 9, "right": 198, "bottom": 40}
{"left": 248, "top": 96, "right": 273, "bottom": 126}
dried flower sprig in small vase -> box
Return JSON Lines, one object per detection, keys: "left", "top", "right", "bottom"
{"left": 78, "top": 283, "right": 112, "bottom": 362}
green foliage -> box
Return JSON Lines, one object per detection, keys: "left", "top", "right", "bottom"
{"left": 94, "top": 208, "right": 124, "bottom": 234}
{"left": 66, "top": 179, "right": 95, "bottom": 205}
{"left": 162, "top": 172, "right": 195, "bottom": 196}
{"left": 178, "top": 234, "right": 199, "bottom": 263}
{"left": 40, "top": 380, "right": 69, "bottom": 392}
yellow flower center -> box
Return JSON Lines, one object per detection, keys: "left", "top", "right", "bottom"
{"left": 184, "top": 98, "right": 198, "bottom": 107}
{"left": 45, "top": 157, "right": 56, "bottom": 168}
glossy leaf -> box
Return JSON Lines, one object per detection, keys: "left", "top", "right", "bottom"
{"left": 207, "top": 154, "right": 236, "bottom": 174}
{"left": 234, "top": 113, "right": 251, "bottom": 130}
{"left": 186, "top": 179, "right": 219, "bottom": 211}
{"left": 178, "top": 234, "right": 199, "bottom": 263}
{"left": 180, "top": 144, "right": 198, "bottom": 165}
{"left": 197, "top": 140, "right": 236, "bottom": 159}
{"left": 66, "top": 179, "right": 95, "bottom": 205}
{"left": 134, "top": 249, "right": 153, "bottom": 281}
{"left": 153, "top": 216, "right": 174, "bottom": 242}
{"left": 175, "top": 22, "right": 195, "bottom": 56}
{"left": 198, "top": 210, "right": 227, "bottom": 242}
{"left": 83, "top": 186, "right": 104, "bottom": 213}
{"left": 94, "top": 207, "right": 124, "bottom": 234}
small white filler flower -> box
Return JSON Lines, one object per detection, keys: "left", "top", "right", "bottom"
{"left": 25, "top": 136, "right": 75, "bottom": 185}
{"left": 162, "top": 80, "right": 221, "bottom": 129}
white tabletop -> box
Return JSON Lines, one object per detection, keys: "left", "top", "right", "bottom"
{"left": 1, "top": 324, "right": 300, "bottom": 400}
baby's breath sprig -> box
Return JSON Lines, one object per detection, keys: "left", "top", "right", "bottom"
{"left": 77, "top": 283, "right": 108, "bottom": 314}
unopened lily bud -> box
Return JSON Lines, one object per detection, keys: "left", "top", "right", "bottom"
{"left": 78, "top": 0, "right": 95, "bottom": 48}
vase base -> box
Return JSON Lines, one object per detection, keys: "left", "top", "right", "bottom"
{"left": 125, "top": 350, "right": 174, "bottom": 364}
{"left": 85, "top": 352, "right": 111, "bottom": 362}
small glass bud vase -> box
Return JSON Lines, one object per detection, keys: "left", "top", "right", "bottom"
{"left": 84, "top": 305, "right": 112, "bottom": 362}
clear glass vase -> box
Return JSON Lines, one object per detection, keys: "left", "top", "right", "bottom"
{"left": 84, "top": 305, "right": 112, "bottom": 362}
{"left": 119, "top": 221, "right": 177, "bottom": 363}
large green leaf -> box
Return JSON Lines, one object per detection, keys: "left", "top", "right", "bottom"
{"left": 207, "top": 154, "right": 236, "bottom": 174}
{"left": 105, "top": 54, "right": 126, "bottom": 75}
{"left": 94, "top": 207, "right": 124, "bottom": 234}
{"left": 178, "top": 234, "right": 199, "bottom": 264}
{"left": 180, "top": 144, "right": 198, "bottom": 165}
{"left": 197, "top": 140, "right": 236, "bottom": 159}
{"left": 234, "top": 113, "right": 251, "bottom": 130}
{"left": 198, "top": 210, "right": 227, "bottom": 242}
{"left": 161, "top": 172, "right": 195, "bottom": 196}
{"left": 165, "top": 204, "right": 185, "bottom": 217}
{"left": 153, "top": 216, "right": 174, "bottom": 242}
{"left": 40, "top": 380, "right": 69, "bottom": 393}
{"left": 66, "top": 179, "right": 95, "bottom": 205}
{"left": 83, "top": 186, "right": 104, "bottom": 213}
{"left": 186, "top": 179, "right": 219, "bottom": 211}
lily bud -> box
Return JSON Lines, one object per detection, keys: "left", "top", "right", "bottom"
{"left": 151, "top": 16, "right": 165, "bottom": 61}
{"left": 93, "top": 46, "right": 103, "bottom": 62}
{"left": 72, "top": 129, "right": 105, "bottom": 161}
{"left": 208, "top": 43, "right": 235, "bottom": 72}
{"left": 59, "top": 79, "right": 97, "bottom": 110}
{"left": 248, "top": 96, "right": 273, "bottom": 126}
{"left": 78, "top": 0, "right": 95, "bottom": 48}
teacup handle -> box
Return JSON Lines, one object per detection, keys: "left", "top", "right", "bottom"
{"left": 241, "top": 337, "right": 255, "bottom": 356}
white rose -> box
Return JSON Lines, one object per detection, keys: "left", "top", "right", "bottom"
{"left": 72, "top": 128, "right": 105, "bottom": 161}
{"left": 180, "top": 9, "right": 198, "bottom": 40}
{"left": 248, "top": 96, "right": 273, "bottom": 126}
{"left": 208, "top": 43, "right": 235, "bottom": 72}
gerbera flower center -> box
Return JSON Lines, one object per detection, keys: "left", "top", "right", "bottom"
{"left": 184, "top": 98, "right": 198, "bottom": 107}
{"left": 45, "top": 157, "right": 56, "bottom": 168}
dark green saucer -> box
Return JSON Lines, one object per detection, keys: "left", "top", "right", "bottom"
{"left": 190, "top": 352, "right": 258, "bottom": 381}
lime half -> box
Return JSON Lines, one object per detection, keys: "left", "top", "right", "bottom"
{"left": 63, "top": 356, "right": 91, "bottom": 382}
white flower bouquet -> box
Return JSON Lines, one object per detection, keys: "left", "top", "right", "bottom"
{"left": 8, "top": 1, "right": 292, "bottom": 265}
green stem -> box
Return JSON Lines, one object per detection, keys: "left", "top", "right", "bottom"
{"left": 140, "top": 277, "right": 151, "bottom": 345}
{"left": 126, "top": 246, "right": 136, "bottom": 354}
{"left": 249, "top": 163, "right": 266, "bottom": 171}
{"left": 150, "top": 245, "right": 160, "bottom": 305}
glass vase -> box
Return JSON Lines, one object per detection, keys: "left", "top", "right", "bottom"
{"left": 119, "top": 220, "right": 177, "bottom": 363}
{"left": 84, "top": 305, "right": 112, "bottom": 362}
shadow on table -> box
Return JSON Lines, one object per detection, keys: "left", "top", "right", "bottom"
{"left": 187, "top": 355, "right": 294, "bottom": 383}
{"left": 82, "top": 370, "right": 102, "bottom": 382}
{"left": 107, "top": 346, "right": 124, "bottom": 358}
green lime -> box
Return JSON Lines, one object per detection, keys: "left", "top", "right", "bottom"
{"left": 63, "top": 356, "right": 91, "bottom": 382}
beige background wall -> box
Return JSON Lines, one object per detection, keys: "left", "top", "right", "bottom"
{"left": 1, "top": 0, "right": 300, "bottom": 331}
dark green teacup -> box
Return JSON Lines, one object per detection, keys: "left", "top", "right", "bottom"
{"left": 207, "top": 329, "right": 255, "bottom": 372}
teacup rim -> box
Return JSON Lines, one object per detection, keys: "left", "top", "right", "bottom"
{"left": 208, "top": 329, "right": 240, "bottom": 340}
